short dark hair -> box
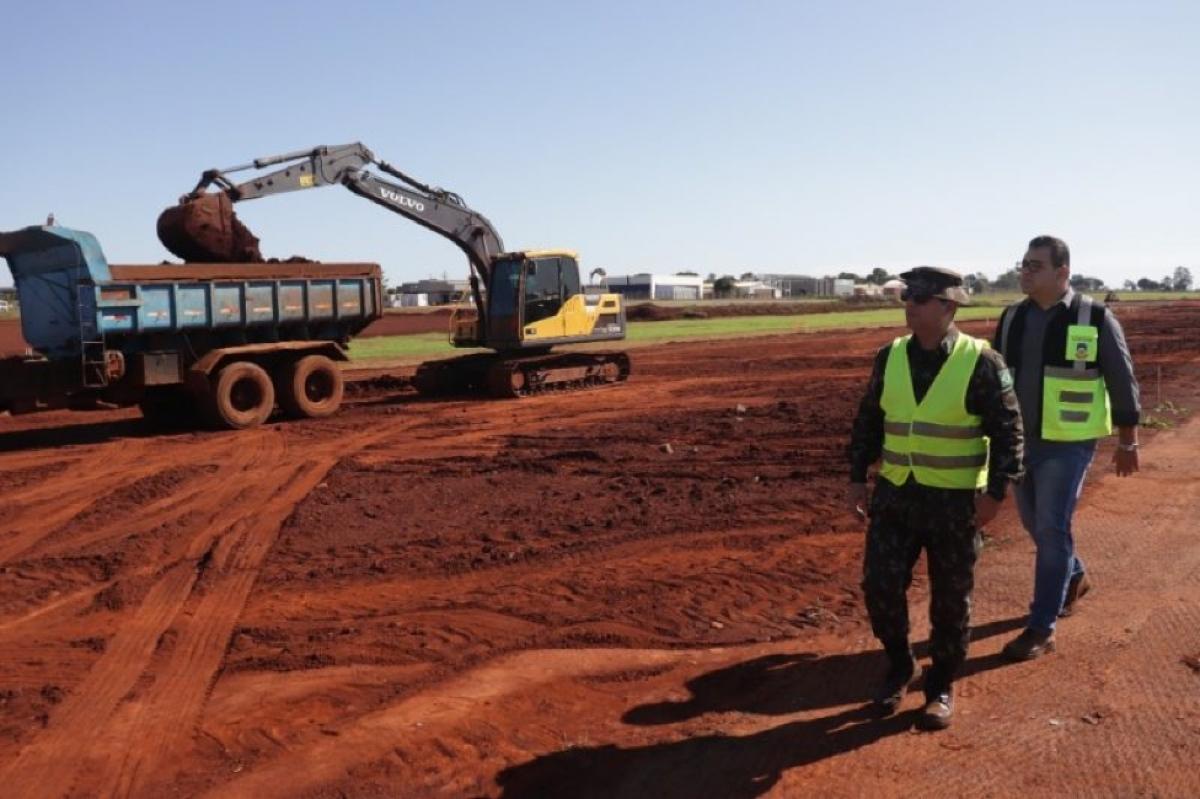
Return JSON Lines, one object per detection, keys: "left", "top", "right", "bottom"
{"left": 1028, "top": 235, "right": 1070, "bottom": 269}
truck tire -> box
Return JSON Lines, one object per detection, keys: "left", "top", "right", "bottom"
{"left": 206, "top": 361, "right": 275, "bottom": 429}
{"left": 278, "top": 354, "right": 343, "bottom": 419}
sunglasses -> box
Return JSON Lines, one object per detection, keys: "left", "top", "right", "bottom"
{"left": 900, "top": 289, "right": 941, "bottom": 304}
{"left": 1019, "top": 259, "right": 1050, "bottom": 273}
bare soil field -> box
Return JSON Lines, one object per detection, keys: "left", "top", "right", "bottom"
{"left": 0, "top": 302, "right": 1197, "bottom": 798}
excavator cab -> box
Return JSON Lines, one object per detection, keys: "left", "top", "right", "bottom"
{"left": 453, "top": 252, "right": 626, "bottom": 352}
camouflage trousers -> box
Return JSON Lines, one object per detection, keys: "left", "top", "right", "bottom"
{"left": 862, "top": 477, "right": 982, "bottom": 688}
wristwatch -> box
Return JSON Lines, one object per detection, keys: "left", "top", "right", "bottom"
{"left": 1117, "top": 442, "right": 1139, "bottom": 452}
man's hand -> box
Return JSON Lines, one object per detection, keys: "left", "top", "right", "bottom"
{"left": 974, "top": 493, "right": 1000, "bottom": 527}
{"left": 1114, "top": 427, "right": 1140, "bottom": 477}
{"left": 847, "top": 483, "right": 868, "bottom": 520}
{"left": 1114, "top": 446, "right": 1140, "bottom": 477}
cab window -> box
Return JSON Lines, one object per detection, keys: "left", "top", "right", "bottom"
{"left": 489, "top": 259, "right": 521, "bottom": 317}
{"left": 524, "top": 258, "right": 562, "bottom": 323}
{"left": 560, "top": 257, "right": 581, "bottom": 299}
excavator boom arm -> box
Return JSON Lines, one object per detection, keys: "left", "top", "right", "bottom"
{"left": 167, "top": 143, "right": 504, "bottom": 310}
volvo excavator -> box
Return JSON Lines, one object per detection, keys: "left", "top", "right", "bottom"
{"left": 157, "top": 143, "right": 630, "bottom": 398}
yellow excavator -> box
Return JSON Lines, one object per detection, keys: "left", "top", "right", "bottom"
{"left": 157, "top": 143, "right": 630, "bottom": 397}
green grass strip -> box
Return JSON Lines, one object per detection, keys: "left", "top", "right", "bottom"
{"left": 347, "top": 305, "right": 1006, "bottom": 363}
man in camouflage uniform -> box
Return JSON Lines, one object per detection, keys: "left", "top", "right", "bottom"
{"left": 847, "top": 266, "right": 1024, "bottom": 730}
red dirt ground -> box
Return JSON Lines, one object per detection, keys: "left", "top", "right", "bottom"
{"left": 0, "top": 302, "right": 1197, "bottom": 797}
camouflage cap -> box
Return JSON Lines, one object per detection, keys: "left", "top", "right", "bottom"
{"left": 899, "top": 266, "right": 971, "bottom": 305}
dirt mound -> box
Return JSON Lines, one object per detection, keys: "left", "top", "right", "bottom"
{"left": 626, "top": 304, "right": 679, "bottom": 321}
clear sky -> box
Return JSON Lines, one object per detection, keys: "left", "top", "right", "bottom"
{"left": 2, "top": 0, "right": 1196, "bottom": 288}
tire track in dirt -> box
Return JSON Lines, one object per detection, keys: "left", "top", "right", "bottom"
{"left": 0, "top": 442, "right": 181, "bottom": 564}
{"left": 32, "top": 456, "right": 244, "bottom": 560}
{"left": 0, "top": 431, "right": 292, "bottom": 795}
{"left": 206, "top": 646, "right": 718, "bottom": 799}
{"left": 95, "top": 459, "right": 328, "bottom": 798}
{"left": 217, "top": 515, "right": 857, "bottom": 795}
{"left": 0, "top": 453, "right": 260, "bottom": 652}
{"left": 0, "top": 430, "right": 293, "bottom": 797}
{"left": 0, "top": 440, "right": 262, "bottom": 643}
{"left": 65, "top": 424, "right": 418, "bottom": 797}
{"left": 258, "top": 524, "right": 847, "bottom": 634}
{"left": 0, "top": 451, "right": 82, "bottom": 474}
{"left": 0, "top": 559, "right": 201, "bottom": 798}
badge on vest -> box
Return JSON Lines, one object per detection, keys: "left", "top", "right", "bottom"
{"left": 1066, "top": 325, "right": 1098, "bottom": 362}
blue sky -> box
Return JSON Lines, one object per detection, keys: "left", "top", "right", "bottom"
{"left": 2, "top": 0, "right": 1196, "bottom": 288}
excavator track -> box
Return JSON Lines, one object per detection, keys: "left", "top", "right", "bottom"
{"left": 412, "top": 351, "right": 630, "bottom": 399}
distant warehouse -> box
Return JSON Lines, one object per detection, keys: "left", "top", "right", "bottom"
{"left": 391, "top": 278, "right": 469, "bottom": 307}
{"left": 759, "top": 274, "right": 854, "bottom": 298}
{"left": 603, "top": 273, "right": 704, "bottom": 301}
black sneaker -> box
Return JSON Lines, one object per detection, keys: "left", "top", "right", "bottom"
{"left": 872, "top": 657, "right": 922, "bottom": 715}
{"left": 1059, "top": 573, "right": 1092, "bottom": 617}
{"left": 1002, "top": 628, "right": 1056, "bottom": 661}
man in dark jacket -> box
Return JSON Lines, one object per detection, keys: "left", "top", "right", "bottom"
{"left": 995, "top": 235, "right": 1141, "bottom": 661}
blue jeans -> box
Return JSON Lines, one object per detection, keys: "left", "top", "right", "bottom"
{"left": 1013, "top": 439, "right": 1097, "bottom": 633}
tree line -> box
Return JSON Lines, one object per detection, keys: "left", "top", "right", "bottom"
{"left": 704, "top": 265, "right": 1194, "bottom": 293}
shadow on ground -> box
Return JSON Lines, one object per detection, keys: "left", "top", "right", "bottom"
{"left": 496, "top": 617, "right": 1025, "bottom": 799}
{"left": 0, "top": 418, "right": 160, "bottom": 452}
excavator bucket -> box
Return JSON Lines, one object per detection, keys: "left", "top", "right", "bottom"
{"left": 156, "top": 193, "right": 263, "bottom": 262}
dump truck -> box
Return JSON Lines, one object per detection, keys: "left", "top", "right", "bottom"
{"left": 0, "top": 225, "right": 381, "bottom": 429}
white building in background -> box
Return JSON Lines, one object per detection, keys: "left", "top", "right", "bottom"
{"left": 731, "top": 279, "right": 781, "bottom": 299}
{"left": 758, "top": 274, "right": 854, "bottom": 297}
{"left": 395, "top": 293, "right": 429, "bottom": 307}
{"left": 392, "top": 278, "right": 468, "bottom": 307}
{"left": 603, "top": 273, "right": 704, "bottom": 301}
{"left": 831, "top": 279, "right": 855, "bottom": 297}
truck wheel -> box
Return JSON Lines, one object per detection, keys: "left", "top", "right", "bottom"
{"left": 207, "top": 361, "right": 275, "bottom": 429}
{"left": 278, "top": 354, "right": 343, "bottom": 419}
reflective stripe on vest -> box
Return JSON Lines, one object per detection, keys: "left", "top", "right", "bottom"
{"left": 1040, "top": 296, "right": 1112, "bottom": 441}
{"left": 879, "top": 333, "right": 990, "bottom": 490}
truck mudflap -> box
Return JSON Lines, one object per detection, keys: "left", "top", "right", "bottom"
{"left": 412, "top": 351, "right": 630, "bottom": 399}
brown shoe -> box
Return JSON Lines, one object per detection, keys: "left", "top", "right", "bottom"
{"left": 872, "top": 658, "right": 922, "bottom": 716}
{"left": 1002, "top": 628, "right": 1056, "bottom": 661}
{"left": 917, "top": 689, "right": 954, "bottom": 731}
{"left": 1059, "top": 573, "right": 1092, "bottom": 617}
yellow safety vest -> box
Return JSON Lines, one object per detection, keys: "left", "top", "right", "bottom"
{"left": 1040, "top": 297, "right": 1113, "bottom": 441}
{"left": 879, "top": 333, "right": 989, "bottom": 490}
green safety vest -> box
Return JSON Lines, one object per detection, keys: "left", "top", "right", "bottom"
{"left": 998, "top": 294, "right": 1113, "bottom": 441}
{"left": 1040, "top": 299, "right": 1112, "bottom": 441}
{"left": 879, "top": 333, "right": 989, "bottom": 490}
